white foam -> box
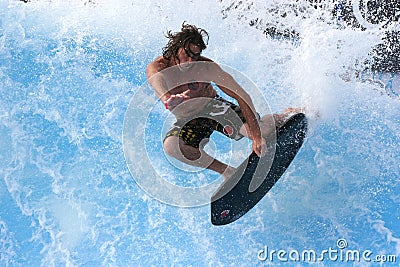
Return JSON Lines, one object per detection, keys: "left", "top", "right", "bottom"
{"left": 1, "top": 0, "right": 399, "bottom": 265}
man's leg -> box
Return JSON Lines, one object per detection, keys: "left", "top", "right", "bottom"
{"left": 163, "top": 136, "right": 236, "bottom": 180}
{"left": 163, "top": 109, "right": 302, "bottom": 181}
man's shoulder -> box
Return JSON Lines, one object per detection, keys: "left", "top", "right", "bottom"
{"left": 197, "top": 57, "right": 223, "bottom": 74}
{"left": 148, "top": 56, "right": 169, "bottom": 72}
{"left": 154, "top": 56, "right": 170, "bottom": 65}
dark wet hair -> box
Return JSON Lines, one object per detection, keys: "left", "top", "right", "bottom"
{"left": 162, "top": 22, "right": 209, "bottom": 61}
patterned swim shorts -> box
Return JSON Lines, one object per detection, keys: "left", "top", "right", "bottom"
{"left": 164, "top": 95, "right": 258, "bottom": 148}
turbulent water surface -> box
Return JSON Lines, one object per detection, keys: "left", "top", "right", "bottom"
{"left": 1, "top": 0, "right": 399, "bottom": 266}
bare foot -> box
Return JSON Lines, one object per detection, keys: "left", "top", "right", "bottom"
{"left": 273, "top": 107, "right": 304, "bottom": 128}
{"left": 283, "top": 107, "right": 304, "bottom": 114}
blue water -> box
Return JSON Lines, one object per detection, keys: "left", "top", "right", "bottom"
{"left": 1, "top": 1, "right": 399, "bottom": 266}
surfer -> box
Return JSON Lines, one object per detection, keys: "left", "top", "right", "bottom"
{"left": 146, "top": 22, "right": 301, "bottom": 180}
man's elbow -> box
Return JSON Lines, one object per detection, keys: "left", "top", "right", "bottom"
{"left": 146, "top": 64, "right": 154, "bottom": 81}
{"left": 237, "top": 94, "right": 252, "bottom": 108}
{"left": 232, "top": 88, "right": 251, "bottom": 104}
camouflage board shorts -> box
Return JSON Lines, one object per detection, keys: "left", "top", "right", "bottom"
{"left": 164, "top": 95, "right": 259, "bottom": 148}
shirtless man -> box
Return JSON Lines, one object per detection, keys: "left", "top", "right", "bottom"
{"left": 146, "top": 22, "right": 299, "bottom": 180}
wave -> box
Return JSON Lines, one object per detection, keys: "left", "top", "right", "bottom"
{"left": 1, "top": 0, "right": 399, "bottom": 265}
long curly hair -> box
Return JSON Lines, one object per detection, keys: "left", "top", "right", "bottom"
{"left": 162, "top": 22, "right": 209, "bottom": 61}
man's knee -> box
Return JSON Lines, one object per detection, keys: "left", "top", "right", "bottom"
{"left": 163, "top": 136, "right": 180, "bottom": 157}
{"left": 163, "top": 136, "right": 201, "bottom": 161}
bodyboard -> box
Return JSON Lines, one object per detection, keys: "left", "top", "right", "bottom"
{"left": 211, "top": 113, "right": 308, "bottom": 225}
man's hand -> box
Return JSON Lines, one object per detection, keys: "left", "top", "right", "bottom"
{"left": 164, "top": 92, "right": 190, "bottom": 109}
{"left": 252, "top": 137, "right": 267, "bottom": 157}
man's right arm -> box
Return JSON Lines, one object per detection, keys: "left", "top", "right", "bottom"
{"left": 146, "top": 58, "right": 190, "bottom": 110}
{"left": 146, "top": 57, "right": 171, "bottom": 103}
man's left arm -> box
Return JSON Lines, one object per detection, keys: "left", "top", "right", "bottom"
{"left": 214, "top": 70, "right": 265, "bottom": 156}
